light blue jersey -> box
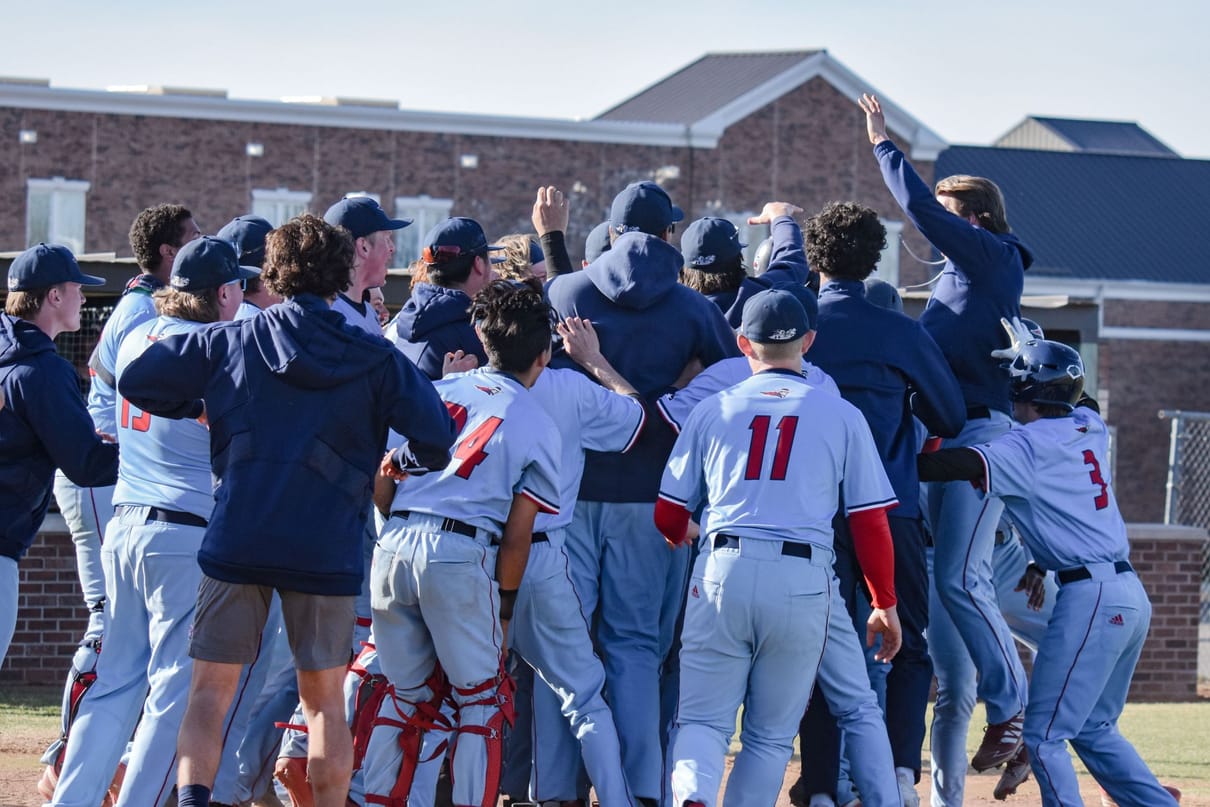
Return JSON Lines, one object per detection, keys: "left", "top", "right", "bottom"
{"left": 234, "top": 301, "right": 263, "bottom": 321}
{"left": 659, "top": 368, "right": 895, "bottom": 548}
{"left": 656, "top": 355, "right": 838, "bottom": 434}
{"left": 332, "top": 293, "right": 381, "bottom": 336}
{"left": 973, "top": 408, "right": 1128, "bottom": 572}
{"left": 87, "top": 288, "right": 159, "bottom": 434}
{"left": 389, "top": 367, "right": 562, "bottom": 533}
{"left": 111, "top": 317, "right": 214, "bottom": 519}
{"left": 526, "top": 368, "right": 644, "bottom": 533}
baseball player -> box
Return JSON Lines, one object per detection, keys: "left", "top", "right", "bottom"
{"left": 1, "top": 243, "right": 117, "bottom": 666}
{"left": 917, "top": 336, "right": 1178, "bottom": 807}
{"left": 324, "top": 196, "right": 410, "bottom": 335}
{"left": 48, "top": 236, "right": 258, "bottom": 807}
{"left": 655, "top": 289, "right": 902, "bottom": 807}
{"left": 217, "top": 214, "right": 281, "bottom": 320}
{"left": 862, "top": 93, "right": 1030, "bottom": 770}
{"left": 365, "top": 279, "right": 561, "bottom": 807}
{"left": 118, "top": 214, "right": 456, "bottom": 807}
{"left": 678, "top": 201, "right": 809, "bottom": 329}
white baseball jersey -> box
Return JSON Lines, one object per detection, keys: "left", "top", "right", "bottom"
{"left": 656, "top": 355, "right": 839, "bottom": 434}
{"left": 332, "top": 293, "right": 382, "bottom": 336}
{"left": 526, "top": 368, "right": 645, "bottom": 532}
{"left": 111, "top": 317, "right": 214, "bottom": 520}
{"left": 87, "top": 289, "right": 159, "bottom": 435}
{"left": 388, "top": 368, "right": 562, "bottom": 533}
{"left": 973, "top": 408, "right": 1128, "bottom": 572}
{"left": 659, "top": 368, "right": 896, "bottom": 548}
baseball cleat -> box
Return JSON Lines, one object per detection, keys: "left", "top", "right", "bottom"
{"left": 993, "top": 745, "right": 1031, "bottom": 799}
{"left": 971, "top": 712, "right": 1024, "bottom": 771}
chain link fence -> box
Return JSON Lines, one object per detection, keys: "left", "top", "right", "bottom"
{"left": 52, "top": 302, "right": 113, "bottom": 397}
{"left": 1160, "top": 410, "right": 1210, "bottom": 685}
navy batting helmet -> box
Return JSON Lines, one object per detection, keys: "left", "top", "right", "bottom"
{"left": 1009, "top": 339, "right": 1084, "bottom": 412}
{"left": 1020, "top": 317, "right": 1044, "bottom": 339}
{"left": 751, "top": 236, "right": 775, "bottom": 276}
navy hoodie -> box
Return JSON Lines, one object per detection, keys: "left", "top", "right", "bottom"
{"left": 388, "top": 282, "right": 486, "bottom": 380}
{"left": 119, "top": 294, "right": 457, "bottom": 595}
{"left": 810, "top": 279, "right": 966, "bottom": 517}
{"left": 704, "top": 214, "right": 810, "bottom": 328}
{"left": 546, "top": 232, "right": 739, "bottom": 502}
{"left": 0, "top": 314, "right": 118, "bottom": 561}
{"left": 875, "top": 140, "right": 1032, "bottom": 414}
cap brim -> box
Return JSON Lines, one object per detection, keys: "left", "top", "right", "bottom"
{"left": 486, "top": 244, "right": 504, "bottom": 251}
{"left": 78, "top": 273, "right": 106, "bottom": 286}
{"left": 237, "top": 266, "right": 262, "bottom": 279}
{"left": 385, "top": 218, "right": 413, "bottom": 231}
{"left": 489, "top": 257, "right": 506, "bottom": 265}
{"left": 670, "top": 205, "right": 685, "bottom": 223}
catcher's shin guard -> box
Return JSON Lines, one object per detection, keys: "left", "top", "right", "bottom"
{"left": 348, "top": 644, "right": 391, "bottom": 773}
{"left": 40, "top": 636, "right": 103, "bottom": 772}
{"left": 364, "top": 665, "right": 452, "bottom": 807}
{"left": 448, "top": 665, "right": 516, "bottom": 807}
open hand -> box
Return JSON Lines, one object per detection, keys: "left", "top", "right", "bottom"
{"left": 748, "top": 202, "right": 803, "bottom": 225}
{"left": 556, "top": 317, "right": 601, "bottom": 365}
{"left": 1015, "top": 565, "right": 1047, "bottom": 611}
{"left": 858, "top": 94, "right": 890, "bottom": 145}
{"left": 867, "top": 604, "right": 902, "bottom": 662}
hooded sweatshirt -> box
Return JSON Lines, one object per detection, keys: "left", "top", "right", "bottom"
{"left": 546, "top": 232, "right": 739, "bottom": 502}
{"left": 0, "top": 314, "right": 119, "bottom": 561}
{"left": 874, "top": 139, "right": 1032, "bottom": 415}
{"left": 118, "top": 294, "right": 457, "bottom": 595}
{"left": 703, "top": 214, "right": 810, "bottom": 328}
{"left": 387, "top": 282, "right": 486, "bottom": 380}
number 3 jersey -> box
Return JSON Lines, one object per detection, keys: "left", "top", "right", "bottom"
{"left": 388, "top": 367, "right": 562, "bottom": 533}
{"left": 659, "top": 368, "right": 896, "bottom": 548}
{"left": 112, "top": 316, "right": 214, "bottom": 521}
{"left": 972, "top": 407, "right": 1127, "bottom": 572}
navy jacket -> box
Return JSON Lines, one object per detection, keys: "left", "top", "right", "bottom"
{"left": 119, "top": 294, "right": 457, "bottom": 595}
{"left": 704, "top": 215, "right": 810, "bottom": 328}
{"left": 875, "top": 140, "right": 1031, "bottom": 414}
{"left": 809, "top": 280, "right": 966, "bottom": 518}
{"left": 546, "top": 232, "right": 739, "bottom": 502}
{"left": 387, "top": 282, "right": 486, "bottom": 380}
{"left": 0, "top": 314, "right": 118, "bottom": 561}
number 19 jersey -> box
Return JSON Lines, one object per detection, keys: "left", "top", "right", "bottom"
{"left": 659, "top": 368, "right": 896, "bottom": 548}
{"left": 388, "top": 367, "right": 562, "bottom": 533}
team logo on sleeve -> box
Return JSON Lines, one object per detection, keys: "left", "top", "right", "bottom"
{"left": 475, "top": 384, "right": 502, "bottom": 396}
{"left": 760, "top": 388, "right": 790, "bottom": 398}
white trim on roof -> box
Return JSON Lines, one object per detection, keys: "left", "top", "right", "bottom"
{"left": 1100, "top": 327, "right": 1210, "bottom": 342}
{"left": 0, "top": 82, "right": 714, "bottom": 148}
{"left": 1024, "top": 276, "right": 1210, "bottom": 303}
{"left": 691, "top": 51, "right": 947, "bottom": 161}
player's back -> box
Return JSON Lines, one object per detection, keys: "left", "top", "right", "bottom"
{"left": 977, "top": 407, "right": 1127, "bottom": 572}
{"left": 675, "top": 369, "right": 895, "bottom": 548}
{"left": 112, "top": 317, "right": 213, "bottom": 520}
{"left": 391, "top": 367, "right": 561, "bottom": 533}
{"left": 86, "top": 285, "right": 159, "bottom": 433}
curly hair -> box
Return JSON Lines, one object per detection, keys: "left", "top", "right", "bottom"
{"left": 803, "top": 202, "right": 887, "bottom": 282}
{"left": 128, "top": 204, "right": 194, "bottom": 272}
{"left": 494, "top": 233, "right": 541, "bottom": 281}
{"left": 470, "top": 278, "right": 553, "bottom": 374}
{"left": 935, "top": 175, "right": 1011, "bottom": 234}
{"left": 262, "top": 214, "right": 353, "bottom": 300}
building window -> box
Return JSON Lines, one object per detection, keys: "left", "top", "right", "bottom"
{"left": 27, "top": 177, "right": 90, "bottom": 254}
{"left": 395, "top": 196, "right": 454, "bottom": 267}
{"left": 876, "top": 219, "right": 904, "bottom": 287}
{"left": 251, "top": 188, "right": 313, "bottom": 227}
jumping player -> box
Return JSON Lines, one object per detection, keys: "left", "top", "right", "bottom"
{"left": 365, "top": 280, "right": 561, "bottom": 807}
{"left": 655, "top": 289, "right": 902, "bottom": 807}
{"left": 918, "top": 336, "right": 1178, "bottom": 807}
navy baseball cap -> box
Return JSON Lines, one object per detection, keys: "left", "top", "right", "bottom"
{"left": 771, "top": 282, "right": 819, "bottom": 331}
{"left": 584, "top": 221, "right": 612, "bottom": 263}
{"left": 528, "top": 238, "right": 545, "bottom": 266}
{"left": 863, "top": 278, "right": 903, "bottom": 313}
{"left": 8, "top": 243, "right": 103, "bottom": 292}
{"left": 681, "top": 217, "right": 746, "bottom": 271}
{"left": 422, "top": 217, "right": 503, "bottom": 265}
{"left": 170, "top": 236, "right": 260, "bottom": 292}
{"left": 216, "top": 215, "right": 273, "bottom": 269}
{"left": 323, "top": 197, "right": 411, "bottom": 240}
{"left": 609, "top": 181, "right": 684, "bottom": 236}
{"left": 740, "top": 289, "right": 810, "bottom": 344}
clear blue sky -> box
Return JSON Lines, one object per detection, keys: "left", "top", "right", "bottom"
{"left": 3, "top": 0, "right": 1205, "bottom": 157}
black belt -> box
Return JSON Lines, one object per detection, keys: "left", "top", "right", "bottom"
{"left": 714, "top": 533, "right": 812, "bottom": 559}
{"left": 531, "top": 532, "right": 549, "bottom": 544}
{"left": 967, "top": 405, "right": 991, "bottom": 420}
{"left": 116, "top": 504, "right": 207, "bottom": 528}
{"left": 390, "top": 510, "right": 478, "bottom": 538}
{"left": 1057, "top": 560, "right": 1133, "bottom": 585}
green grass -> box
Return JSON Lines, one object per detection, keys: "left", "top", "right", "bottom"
{"left": 0, "top": 686, "right": 59, "bottom": 723}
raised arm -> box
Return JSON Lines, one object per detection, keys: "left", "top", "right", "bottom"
{"left": 747, "top": 202, "right": 808, "bottom": 286}
{"left": 532, "top": 186, "right": 575, "bottom": 279}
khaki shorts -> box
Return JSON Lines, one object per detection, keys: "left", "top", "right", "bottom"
{"left": 190, "top": 574, "right": 354, "bottom": 671}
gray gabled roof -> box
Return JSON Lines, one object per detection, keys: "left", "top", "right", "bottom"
{"left": 936, "top": 146, "right": 1210, "bottom": 285}
{"left": 596, "top": 50, "right": 822, "bottom": 125}
{"left": 1000, "top": 116, "right": 1178, "bottom": 157}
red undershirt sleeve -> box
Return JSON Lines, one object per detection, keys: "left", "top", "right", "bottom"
{"left": 654, "top": 497, "right": 692, "bottom": 547}
{"left": 849, "top": 506, "right": 897, "bottom": 609}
